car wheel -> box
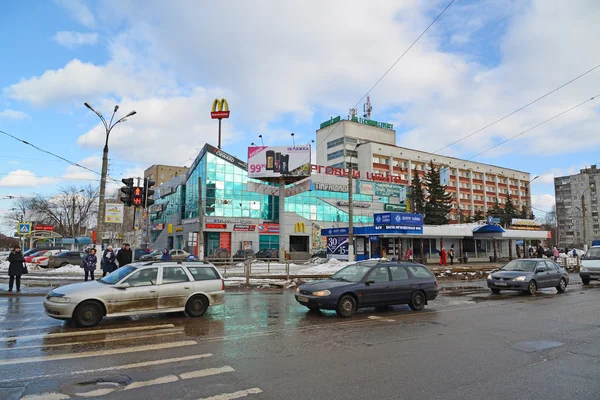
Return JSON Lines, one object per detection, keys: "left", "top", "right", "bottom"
{"left": 526, "top": 280, "right": 537, "bottom": 295}
{"left": 582, "top": 278, "right": 591, "bottom": 285}
{"left": 185, "top": 295, "right": 208, "bottom": 317}
{"left": 336, "top": 295, "right": 357, "bottom": 318}
{"left": 408, "top": 291, "right": 426, "bottom": 311}
{"left": 491, "top": 288, "right": 501, "bottom": 294}
{"left": 556, "top": 278, "right": 567, "bottom": 293}
{"left": 74, "top": 301, "right": 104, "bottom": 328}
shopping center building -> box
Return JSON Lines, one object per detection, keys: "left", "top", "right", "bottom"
{"left": 148, "top": 134, "right": 548, "bottom": 261}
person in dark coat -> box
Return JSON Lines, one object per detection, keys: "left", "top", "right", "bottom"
{"left": 537, "top": 245, "right": 544, "bottom": 258}
{"left": 161, "top": 248, "right": 172, "bottom": 261}
{"left": 116, "top": 243, "right": 133, "bottom": 268}
{"left": 8, "top": 245, "right": 25, "bottom": 292}
{"left": 102, "top": 246, "right": 117, "bottom": 277}
{"left": 83, "top": 248, "right": 98, "bottom": 282}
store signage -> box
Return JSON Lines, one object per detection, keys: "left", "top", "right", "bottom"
{"left": 34, "top": 224, "right": 54, "bottom": 231}
{"left": 337, "top": 200, "right": 371, "bottom": 208}
{"left": 210, "top": 218, "right": 253, "bottom": 224}
{"left": 206, "top": 223, "right": 227, "bottom": 229}
{"left": 258, "top": 223, "right": 279, "bottom": 234}
{"left": 320, "top": 116, "right": 341, "bottom": 129}
{"left": 211, "top": 98, "right": 230, "bottom": 119}
{"left": 175, "top": 227, "right": 184, "bottom": 232}
{"left": 234, "top": 224, "right": 256, "bottom": 232}
{"left": 374, "top": 212, "right": 423, "bottom": 226}
{"left": 350, "top": 116, "right": 393, "bottom": 130}
{"left": 327, "top": 236, "right": 349, "bottom": 260}
{"left": 314, "top": 182, "right": 348, "bottom": 192}
{"left": 384, "top": 203, "right": 406, "bottom": 212}
{"left": 248, "top": 145, "right": 311, "bottom": 179}
{"left": 321, "top": 227, "right": 349, "bottom": 236}
{"left": 375, "top": 225, "right": 422, "bottom": 232}
{"left": 105, "top": 203, "right": 124, "bottom": 224}
{"left": 310, "top": 164, "right": 404, "bottom": 184}
{"left": 511, "top": 218, "right": 542, "bottom": 227}
{"left": 356, "top": 180, "right": 406, "bottom": 199}
{"left": 152, "top": 223, "right": 165, "bottom": 231}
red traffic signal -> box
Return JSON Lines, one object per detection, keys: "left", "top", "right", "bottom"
{"left": 132, "top": 187, "right": 143, "bottom": 206}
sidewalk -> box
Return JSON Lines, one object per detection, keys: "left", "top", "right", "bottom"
{"left": 0, "top": 284, "right": 51, "bottom": 296}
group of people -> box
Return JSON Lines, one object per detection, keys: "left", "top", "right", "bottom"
{"left": 438, "top": 245, "right": 456, "bottom": 266}
{"left": 81, "top": 243, "right": 134, "bottom": 282}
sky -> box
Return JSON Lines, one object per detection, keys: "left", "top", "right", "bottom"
{"left": 1, "top": 0, "right": 600, "bottom": 232}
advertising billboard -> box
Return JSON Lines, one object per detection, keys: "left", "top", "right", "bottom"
{"left": 247, "top": 145, "right": 311, "bottom": 180}
{"left": 374, "top": 212, "right": 423, "bottom": 226}
{"left": 327, "top": 236, "right": 349, "bottom": 260}
{"left": 356, "top": 180, "right": 406, "bottom": 199}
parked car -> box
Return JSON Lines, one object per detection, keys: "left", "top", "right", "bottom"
{"left": 295, "top": 261, "right": 439, "bottom": 317}
{"left": 211, "top": 248, "right": 230, "bottom": 259}
{"left": 487, "top": 259, "right": 569, "bottom": 295}
{"left": 25, "top": 250, "right": 49, "bottom": 263}
{"left": 311, "top": 250, "right": 327, "bottom": 259}
{"left": 139, "top": 250, "right": 162, "bottom": 261}
{"left": 24, "top": 247, "right": 66, "bottom": 257}
{"left": 232, "top": 249, "right": 256, "bottom": 261}
{"left": 46, "top": 251, "right": 86, "bottom": 268}
{"left": 32, "top": 250, "right": 64, "bottom": 266}
{"left": 134, "top": 249, "right": 149, "bottom": 261}
{"left": 255, "top": 248, "right": 278, "bottom": 260}
{"left": 139, "top": 249, "right": 189, "bottom": 261}
{"left": 44, "top": 261, "right": 225, "bottom": 327}
{"left": 580, "top": 246, "right": 600, "bottom": 285}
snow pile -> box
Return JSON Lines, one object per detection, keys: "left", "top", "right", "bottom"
{"left": 299, "top": 258, "right": 352, "bottom": 275}
{"left": 54, "top": 264, "right": 84, "bottom": 274}
{"left": 304, "top": 257, "right": 329, "bottom": 265}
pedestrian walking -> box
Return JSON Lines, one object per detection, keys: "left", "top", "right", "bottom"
{"left": 83, "top": 248, "right": 98, "bottom": 282}
{"left": 516, "top": 245, "right": 521, "bottom": 258}
{"left": 102, "top": 246, "right": 117, "bottom": 277}
{"left": 537, "top": 245, "right": 544, "bottom": 258}
{"left": 161, "top": 248, "right": 172, "bottom": 261}
{"left": 439, "top": 247, "right": 448, "bottom": 266}
{"left": 116, "top": 243, "right": 133, "bottom": 268}
{"left": 448, "top": 248, "right": 455, "bottom": 265}
{"left": 552, "top": 246, "right": 559, "bottom": 261}
{"left": 8, "top": 245, "right": 26, "bottom": 292}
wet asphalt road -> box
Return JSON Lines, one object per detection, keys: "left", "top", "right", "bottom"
{"left": 1, "top": 275, "right": 600, "bottom": 400}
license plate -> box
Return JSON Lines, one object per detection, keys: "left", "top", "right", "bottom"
{"left": 590, "top": 275, "right": 600, "bottom": 279}
{"left": 297, "top": 296, "right": 308, "bottom": 303}
{"left": 495, "top": 282, "right": 508, "bottom": 287}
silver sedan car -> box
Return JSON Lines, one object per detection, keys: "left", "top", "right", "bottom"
{"left": 44, "top": 261, "right": 225, "bottom": 327}
{"left": 487, "top": 259, "right": 569, "bottom": 295}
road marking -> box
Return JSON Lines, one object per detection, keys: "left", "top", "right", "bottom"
{"left": 75, "top": 388, "right": 116, "bottom": 397}
{"left": 0, "top": 340, "right": 197, "bottom": 365}
{"left": 0, "top": 353, "right": 213, "bottom": 383}
{"left": 0, "top": 329, "right": 184, "bottom": 351}
{"left": 367, "top": 316, "right": 395, "bottom": 322}
{"left": 0, "top": 323, "right": 176, "bottom": 341}
{"left": 21, "top": 393, "right": 70, "bottom": 400}
{"left": 124, "top": 374, "right": 179, "bottom": 390}
{"left": 180, "top": 366, "right": 235, "bottom": 380}
{"left": 198, "top": 388, "right": 263, "bottom": 400}
{"left": 0, "top": 325, "right": 74, "bottom": 333}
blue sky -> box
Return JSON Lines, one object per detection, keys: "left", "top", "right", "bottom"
{"left": 2, "top": 0, "right": 600, "bottom": 230}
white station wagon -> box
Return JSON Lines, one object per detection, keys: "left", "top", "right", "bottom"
{"left": 44, "top": 261, "right": 225, "bottom": 327}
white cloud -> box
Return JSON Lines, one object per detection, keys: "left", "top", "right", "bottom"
{"left": 53, "top": 31, "right": 98, "bottom": 49}
{"left": 531, "top": 193, "right": 556, "bottom": 214}
{"left": 54, "top": 0, "right": 95, "bottom": 28}
{"left": 0, "top": 170, "right": 57, "bottom": 188}
{"left": 0, "top": 109, "right": 29, "bottom": 120}
{"left": 62, "top": 155, "right": 103, "bottom": 181}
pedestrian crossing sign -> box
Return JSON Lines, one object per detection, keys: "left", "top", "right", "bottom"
{"left": 17, "top": 222, "right": 31, "bottom": 235}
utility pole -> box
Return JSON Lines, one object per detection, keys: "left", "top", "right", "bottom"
{"left": 198, "top": 178, "right": 204, "bottom": 260}
{"left": 581, "top": 193, "right": 587, "bottom": 251}
{"left": 279, "top": 176, "right": 286, "bottom": 262}
{"left": 347, "top": 164, "right": 355, "bottom": 262}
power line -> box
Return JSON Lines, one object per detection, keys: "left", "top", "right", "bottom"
{"left": 467, "top": 93, "right": 600, "bottom": 161}
{"left": 433, "top": 63, "right": 600, "bottom": 154}
{"left": 308, "top": 0, "right": 456, "bottom": 164}
{"left": 0, "top": 172, "right": 104, "bottom": 182}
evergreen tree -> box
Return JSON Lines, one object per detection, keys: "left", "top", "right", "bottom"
{"left": 423, "top": 161, "right": 453, "bottom": 225}
{"left": 490, "top": 199, "right": 502, "bottom": 218}
{"left": 410, "top": 173, "right": 426, "bottom": 214}
{"left": 502, "top": 196, "right": 517, "bottom": 227}
{"left": 465, "top": 213, "right": 474, "bottom": 223}
{"left": 474, "top": 210, "right": 485, "bottom": 221}
{"left": 519, "top": 205, "right": 529, "bottom": 219}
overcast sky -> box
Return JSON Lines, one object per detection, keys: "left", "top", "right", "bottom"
{"left": 1, "top": 0, "right": 600, "bottom": 232}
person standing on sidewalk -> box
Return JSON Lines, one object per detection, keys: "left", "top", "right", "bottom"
{"left": 552, "top": 246, "right": 559, "bottom": 261}
{"left": 116, "top": 243, "right": 133, "bottom": 268}
{"left": 102, "top": 246, "right": 117, "bottom": 277}
{"left": 161, "top": 248, "right": 172, "bottom": 261}
{"left": 8, "top": 245, "right": 25, "bottom": 292}
{"left": 439, "top": 247, "right": 448, "bottom": 266}
{"left": 83, "top": 248, "right": 98, "bottom": 282}
{"left": 448, "top": 247, "right": 455, "bottom": 265}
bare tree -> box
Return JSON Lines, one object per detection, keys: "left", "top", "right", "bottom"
{"left": 2, "top": 197, "right": 31, "bottom": 228}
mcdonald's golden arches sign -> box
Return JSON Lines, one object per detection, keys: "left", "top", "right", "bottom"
{"left": 294, "top": 222, "right": 306, "bottom": 233}
{"left": 211, "top": 98, "right": 230, "bottom": 119}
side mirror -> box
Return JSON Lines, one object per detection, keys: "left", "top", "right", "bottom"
{"left": 365, "top": 280, "right": 375, "bottom": 285}
{"left": 114, "top": 282, "right": 130, "bottom": 289}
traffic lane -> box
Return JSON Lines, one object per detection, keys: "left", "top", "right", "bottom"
{"left": 221, "top": 284, "right": 600, "bottom": 400}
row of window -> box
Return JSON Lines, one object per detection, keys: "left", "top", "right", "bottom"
{"left": 327, "top": 137, "right": 357, "bottom": 149}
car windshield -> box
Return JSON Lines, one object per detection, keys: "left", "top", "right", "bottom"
{"left": 586, "top": 248, "right": 600, "bottom": 260}
{"left": 502, "top": 260, "right": 537, "bottom": 272}
{"left": 331, "top": 264, "right": 373, "bottom": 282}
{"left": 99, "top": 266, "right": 137, "bottom": 284}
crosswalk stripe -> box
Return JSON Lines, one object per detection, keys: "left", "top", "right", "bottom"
{"left": 123, "top": 375, "right": 179, "bottom": 390}
{"left": 0, "top": 340, "right": 197, "bottom": 365}
{"left": 21, "top": 393, "right": 70, "bottom": 400}
{"left": 0, "top": 323, "right": 176, "bottom": 341}
{"left": 180, "top": 366, "right": 235, "bottom": 380}
{"left": 198, "top": 388, "right": 263, "bottom": 400}
{"left": 0, "top": 329, "right": 184, "bottom": 351}
{"left": 0, "top": 354, "right": 213, "bottom": 383}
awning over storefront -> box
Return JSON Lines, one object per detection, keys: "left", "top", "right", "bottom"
{"left": 473, "top": 225, "right": 505, "bottom": 234}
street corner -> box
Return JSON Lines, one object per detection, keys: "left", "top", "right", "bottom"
{"left": 0, "top": 284, "right": 49, "bottom": 297}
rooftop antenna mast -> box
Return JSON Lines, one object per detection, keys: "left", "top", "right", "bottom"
{"left": 363, "top": 94, "right": 372, "bottom": 119}
{"left": 349, "top": 107, "right": 357, "bottom": 119}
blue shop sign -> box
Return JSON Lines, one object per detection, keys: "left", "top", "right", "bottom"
{"left": 374, "top": 212, "right": 423, "bottom": 226}
{"left": 321, "top": 227, "right": 349, "bottom": 236}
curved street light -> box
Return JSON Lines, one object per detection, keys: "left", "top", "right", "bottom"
{"left": 347, "top": 140, "right": 369, "bottom": 262}
{"left": 84, "top": 102, "right": 136, "bottom": 247}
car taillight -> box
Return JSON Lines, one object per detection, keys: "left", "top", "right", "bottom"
{"left": 221, "top": 279, "right": 225, "bottom": 291}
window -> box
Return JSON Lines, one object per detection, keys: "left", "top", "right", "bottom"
{"left": 372, "top": 156, "right": 380, "bottom": 164}
{"left": 544, "top": 261, "right": 559, "bottom": 270}
{"left": 536, "top": 262, "right": 547, "bottom": 272}
{"left": 328, "top": 150, "right": 345, "bottom": 161}
{"left": 125, "top": 268, "right": 158, "bottom": 287}
{"left": 389, "top": 266, "right": 409, "bottom": 280}
{"left": 380, "top": 157, "right": 389, "bottom": 165}
{"left": 367, "top": 267, "right": 390, "bottom": 283}
{"left": 162, "top": 267, "right": 190, "bottom": 284}
{"left": 187, "top": 267, "right": 220, "bottom": 281}
{"left": 327, "top": 137, "right": 345, "bottom": 149}
{"left": 407, "top": 265, "right": 434, "bottom": 278}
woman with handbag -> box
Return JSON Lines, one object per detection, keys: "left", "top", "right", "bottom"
{"left": 8, "top": 245, "right": 26, "bottom": 292}
{"left": 83, "top": 248, "right": 98, "bottom": 282}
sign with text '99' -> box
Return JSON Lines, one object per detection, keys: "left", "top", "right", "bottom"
{"left": 247, "top": 145, "right": 311, "bottom": 181}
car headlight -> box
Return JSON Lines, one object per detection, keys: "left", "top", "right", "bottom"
{"left": 580, "top": 267, "right": 586, "bottom": 272}
{"left": 296, "top": 287, "right": 301, "bottom": 293}
{"left": 512, "top": 276, "right": 527, "bottom": 282}
{"left": 312, "top": 290, "right": 331, "bottom": 297}
{"left": 487, "top": 274, "right": 493, "bottom": 280}
{"left": 48, "top": 296, "right": 71, "bottom": 303}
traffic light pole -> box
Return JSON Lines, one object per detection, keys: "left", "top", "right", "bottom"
{"left": 198, "top": 178, "right": 204, "bottom": 260}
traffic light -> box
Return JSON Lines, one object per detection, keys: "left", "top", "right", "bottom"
{"left": 132, "top": 186, "right": 143, "bottom": 206}
{"left": 120, "top": 178, "right": 134, "bottom": 206}
{"left": 143, "top": 178, "right": 156, "bottom": 208}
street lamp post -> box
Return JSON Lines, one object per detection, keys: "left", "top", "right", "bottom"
{"left": 84, "top": 103, "right": 136, "bottom": 248}
{"left": 581, "top": 183, "right": 595, "bottom": 251}
{"left": 347, "top": 141, "right": 364, "bottom": 262}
